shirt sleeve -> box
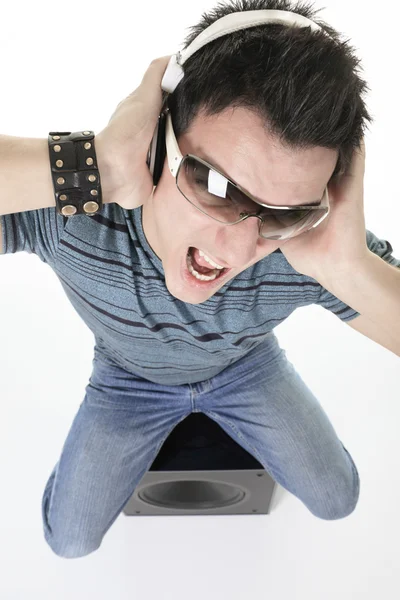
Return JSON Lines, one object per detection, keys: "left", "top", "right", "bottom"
{"left": 316, "top": 229, "right": 400, "bottom": 322}
{"left": 0, "top": 207, "right": 67, "bottom": 264}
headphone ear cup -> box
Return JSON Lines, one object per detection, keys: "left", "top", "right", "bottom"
{"left": 147, "top": 111, "right": 167, "bottom": 186}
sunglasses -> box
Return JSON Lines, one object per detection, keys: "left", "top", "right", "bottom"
{"left": 164, "top": 109, "right": 330, "bottom": 241}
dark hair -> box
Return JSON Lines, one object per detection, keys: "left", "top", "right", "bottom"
{"left": 168, "top": 0, "right": 372, "bottom": 180}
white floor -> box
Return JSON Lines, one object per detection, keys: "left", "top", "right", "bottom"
{"left": 1, "top": 254, "right": 399, "bottom": 600}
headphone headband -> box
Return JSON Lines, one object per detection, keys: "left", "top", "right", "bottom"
{"left": 161, "top": 9, "right": 328, "bottom": 93}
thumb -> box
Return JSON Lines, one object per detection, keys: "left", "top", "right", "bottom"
{"left": 140, "top": 55, "right": 172, "bottom": 88}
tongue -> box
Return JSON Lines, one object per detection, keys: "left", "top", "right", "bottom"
{"left": 193, "top": 247, "right": 215, "bottom": 268}
{"left": 191, "top": 247, "right": 219, "bottom": 274}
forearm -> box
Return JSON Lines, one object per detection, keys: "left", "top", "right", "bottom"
{"left": 0, "top": 133, "right": 112, "bottom": 217}
{"left": 0, "top": 135, "right": 56, "bottom": 216}
{"left": 320, "top": 250, "right": 400, "bottom": 343}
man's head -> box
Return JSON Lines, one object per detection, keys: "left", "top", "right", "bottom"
{"left": 142, "top": 0, "right": 371, "bottom": 305}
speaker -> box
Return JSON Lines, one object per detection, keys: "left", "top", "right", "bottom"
{"left": 122, "top": 412, "right": 277, "bottom": 516}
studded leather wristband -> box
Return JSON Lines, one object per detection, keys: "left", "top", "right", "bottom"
{"left": 48, "top": 130, "right": 103, "bottom": 217}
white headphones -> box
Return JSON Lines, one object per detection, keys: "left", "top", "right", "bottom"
{"left": 147, "top": 8, "right": 331, "bottom": 185}
{"left": 161, "top": 9, "right": 328, "bottom": 94}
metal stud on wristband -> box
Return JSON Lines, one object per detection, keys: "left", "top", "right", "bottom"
{"left": 48, "top": 130, "right": 103, "bottom": 217}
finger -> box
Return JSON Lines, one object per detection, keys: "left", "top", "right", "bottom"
{"left": 118, "top": 56, "right": 171, "bottom": 112}
{"left": 141, "top": 55, "right": 173, "bottom": 87}
{"left": 344, "top": 137, "right": 366, "bottom": 182}
{"left": 354, "top": 137, "right": 366, "bottom": 175}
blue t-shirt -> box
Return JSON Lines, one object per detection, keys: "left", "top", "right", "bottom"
{"left": 1, "top": 204, "right": 399, "bottom": 385}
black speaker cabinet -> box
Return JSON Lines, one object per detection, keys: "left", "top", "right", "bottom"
{"left": 123, "top": 412, "right": 277, "bottom": 517}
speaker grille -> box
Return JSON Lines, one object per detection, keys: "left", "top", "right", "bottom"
{"left": 138, "top": 480, "right": 246, "bottom": 510}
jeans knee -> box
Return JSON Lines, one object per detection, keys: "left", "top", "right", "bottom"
{"left": 312, "top": 473, "right": 360, "bottom": 521}
{"left": 316, "top": 495, "right": 359, "bottom": 520}
{"left": 42, "top": 486, "right": 102, "bottom": 559}
{"left": 44, "top": 531, "right": 101, "bottom": 559}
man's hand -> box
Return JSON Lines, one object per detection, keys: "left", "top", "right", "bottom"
{"left": 279, "top": 138, "right": 368, "bottom": 281}
{"left": 95, "top": 56, "right": 171, "bottom": 209}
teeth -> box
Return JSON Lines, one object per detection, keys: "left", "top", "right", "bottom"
{"left": 199, "top": 249, "right": 224, "bottom": 270}
{"left": 186, "top": 252, "right": 219, "bottom": 281}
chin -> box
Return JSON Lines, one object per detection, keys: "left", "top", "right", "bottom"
{"left": 165, "top": 278, "right": 211, "bottom": 304}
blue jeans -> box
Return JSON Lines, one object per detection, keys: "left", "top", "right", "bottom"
{"left": 41, "top": 332, "right": 360, "bottom": 559}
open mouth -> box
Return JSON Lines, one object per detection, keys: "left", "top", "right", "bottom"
{"left": 185, "top": 246, "right": 230, "bottom": 283}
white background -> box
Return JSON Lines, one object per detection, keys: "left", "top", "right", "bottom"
{"left": 0, "top": 1, "right": 399, "bottom": 598}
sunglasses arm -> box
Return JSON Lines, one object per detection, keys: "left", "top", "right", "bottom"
{"left": 164, "top": 111, "right": 330, "bottom": 216}
{"left": 165, "top": 112, "right": 183, "bottom": 178}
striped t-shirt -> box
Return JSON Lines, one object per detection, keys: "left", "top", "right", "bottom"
{"left": 1, "top": 203, "right": 399, "bottom": 385}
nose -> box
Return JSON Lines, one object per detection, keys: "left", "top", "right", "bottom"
{"left": 218, "top": 213, "right": 263, "bottom": 266}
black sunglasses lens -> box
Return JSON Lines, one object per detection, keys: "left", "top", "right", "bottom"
{"left": 177, "top": 157, "right": 254, "bottom": 221}
{"left": 259, "top": 208, "right": 324, "bottom": 239}
{"left": 177, "top": 156, "right": 324, "bottom": 238}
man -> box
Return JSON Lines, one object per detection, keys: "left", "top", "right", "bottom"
{"left": 1, "top": 0, "right": 399, "bottom": 559}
